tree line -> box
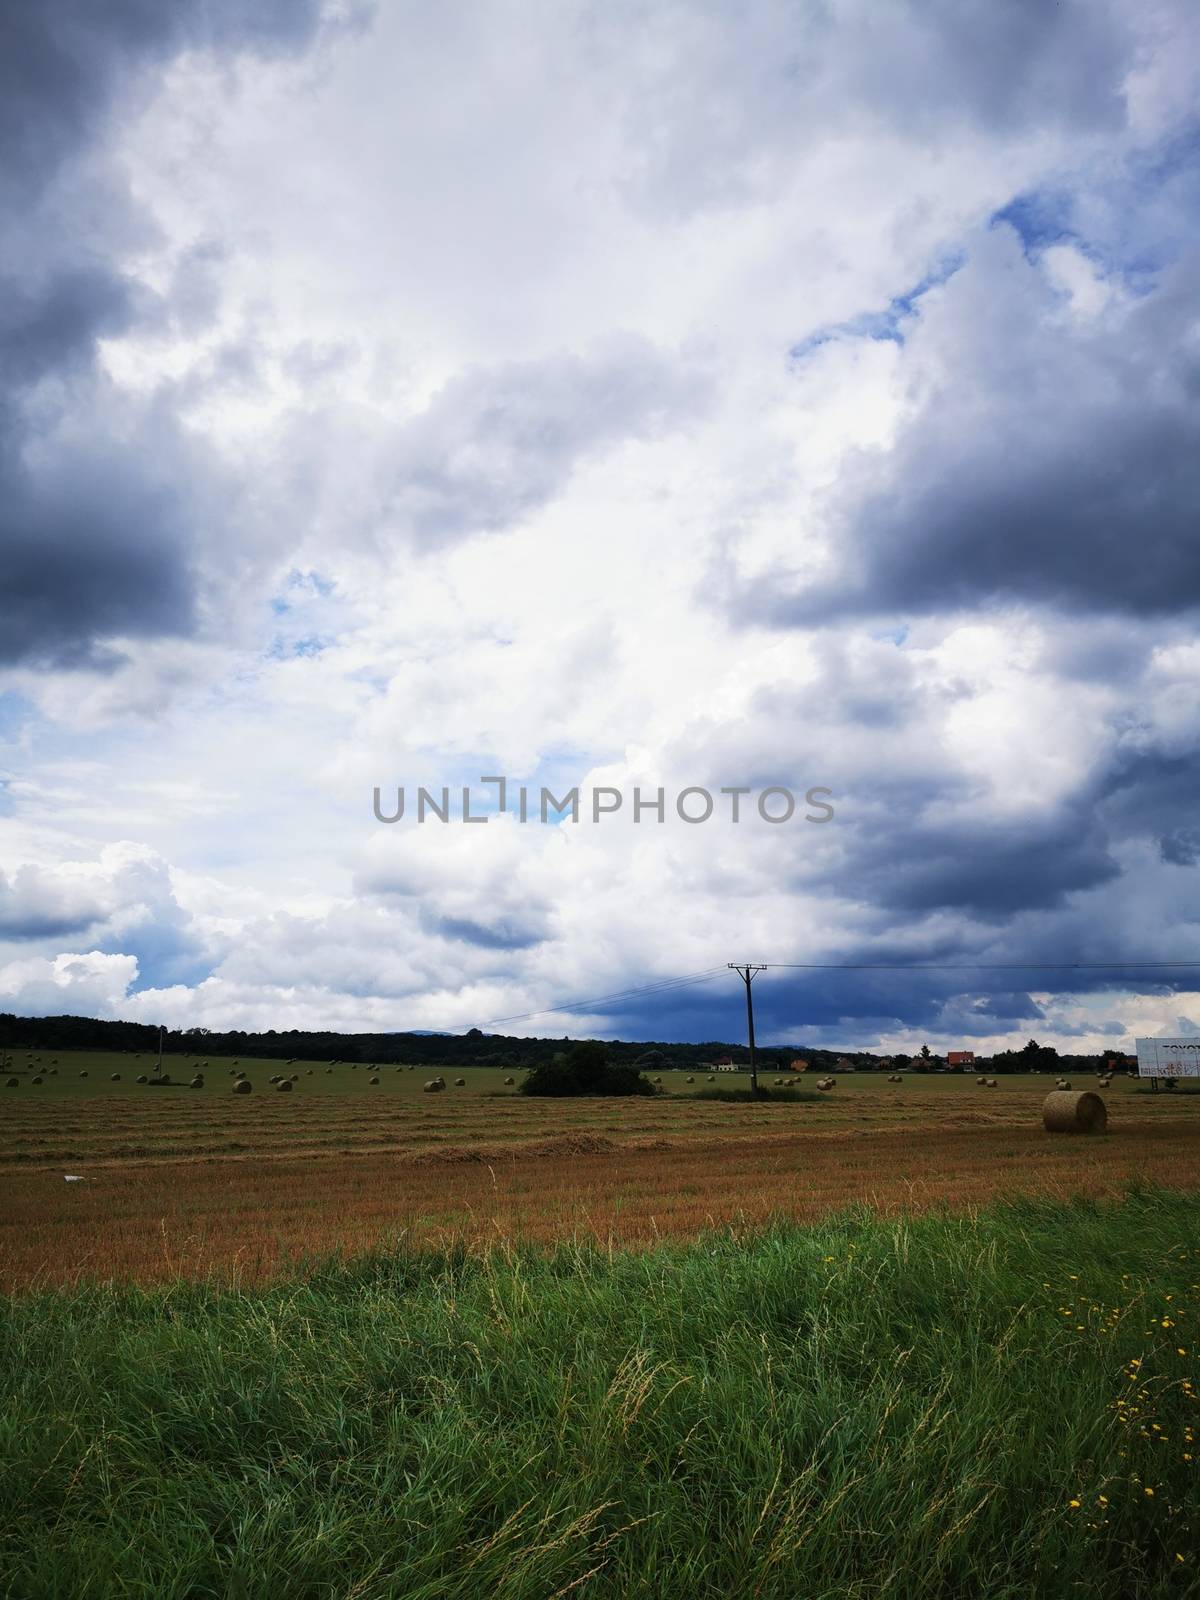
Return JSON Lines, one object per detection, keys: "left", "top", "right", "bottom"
{"left": 0, "top": 1013, "right": 1124, "bottom": 1073}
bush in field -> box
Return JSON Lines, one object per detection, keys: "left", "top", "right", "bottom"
{"left": 520, "top": 1041, "right": 655, "bottom": 1097}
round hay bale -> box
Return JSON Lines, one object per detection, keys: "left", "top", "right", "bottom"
{"left": 1042, "top": 1090, "right": 1107, "bottom": 1135}
{"left": 407, "top": 1064, "right": 414, "bottom": 1071}
{"left": 307, "top": 1069, "right": 313, "bottom": 1075}
{"left": 707, "top": 1074, "right": 715, "bottom": 1081}
{"left": 136, "top": 1074, "right": 148, "bottom": 1084}
{"left": 817, "top": 1079, "right": 832, "bottom": 1091}
{"left": 32, "top": 1075, "right": 43, "bottom": 1084}
{"left": 233, "top": 1079, "right": 252, "bottom": 1094}
{"left": 325, "top": 1067, "right": 332, "bottom": 1074}
{"left": 369, "top": 1075, "right": 380, "bottom": 1084}
{"left": 110, "top": 1073, "right": 120, "bottom": 1081}
{"left": 1055, "top": 1079, "right": 1071, "bottom": 1090}
{"left": 987, "top": 1078, "right": 998, "bottom": 1087}
{"left": 685, "top": 1075, "right": 695, "bottom": 1083}
{"left": 503, "top": 1076, "right": 515, "bottom": 1085}
{"left": 654, "top": 1075, "right": 662, "bottom": 1083}
{"left": 6, "top": 1077, "right": 19, "bottom": 1087}
{"left": 454, "top": 1077, "right": 466, "bottom": 1086}
{"left": 290, "top": 1073, "right": 299, "bottom": 1082}
{"left": 190, "top": 1075, "right": 204, "bottom": 1088}
{"left": 423, "top": 1079, "right": 444, "bottom": 1093}
{"left": 977, "top": 1076, "right": 987, "bottom": 1085}
{"left": 276, "top": 1079, "right": 293, "bottom": 1092}
{"left": 79, "top": 1070, "right": 88, "bottom": 1078}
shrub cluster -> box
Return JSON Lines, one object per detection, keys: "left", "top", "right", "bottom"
{"left": 519, "top": 1042, "right": 655, "bottom": 1097}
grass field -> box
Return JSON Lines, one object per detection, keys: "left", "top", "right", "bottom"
{"left": 2, "top": 1048, "right": 1199, "bottom": 1289}
{"left": 2, "top": 1190, "right": 1198, "bottom": 1597}
{"left": 4, "top": 1048, "right": 1200, "bottom": 1595}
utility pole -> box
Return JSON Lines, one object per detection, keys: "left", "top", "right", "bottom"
{"left": 728, "top": 964, "right": 767, "bottom": 1093}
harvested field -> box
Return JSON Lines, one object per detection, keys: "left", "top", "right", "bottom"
{"left": 2, "top": 1050, "right": 1198, "bottom": 1288}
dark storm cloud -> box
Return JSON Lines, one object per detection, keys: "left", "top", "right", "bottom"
{"left": 381, "top": 339, "right": 706, "bottom": 547}
{"left": 0, "top": 266, "right": 144, "bottom": 384}
{"left": 0, "top": 428, "right": 203, "bottom": 668}
{"left": 592, "top": 968, "right": 1053, "bottom": 1048}
{"left": 753, "top": 227, "right": 1200, "bottom": 626}
{"left": 853, "top": 815, "right": 1121, "bottom": 918}
{"left": 604, "top": 0, "right": 1133, "bottom": 218}
{"left": 0, "top": 0, "right": 324, "bottom": 668}
{"left": 425, "top": 914, "right": 548, "bottom": 952}
{"left": 832, "top": 0, "right": 1130, "bottom": 138}
{"left": 0, "top": 865, "right": 105, "bottom": 939}
{"left": 0, "top": 0, "right": 322, "bottom": 198}
{"left": 1097, "top": 748, "right": 1200, "bottom": 870}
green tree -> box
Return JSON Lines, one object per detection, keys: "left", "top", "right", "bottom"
{"left": 520, "top": 1041, "right": 654, "bottom": 1097}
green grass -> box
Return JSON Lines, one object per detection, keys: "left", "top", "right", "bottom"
{"left": 2, "top": 1190, "right": 1199, "bottom": 1598}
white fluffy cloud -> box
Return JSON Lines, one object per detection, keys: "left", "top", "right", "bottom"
{"left": 2, "top": 0, "right": 1199, "bottom": 1051}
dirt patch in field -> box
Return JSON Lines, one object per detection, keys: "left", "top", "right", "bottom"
{"left": 406, "top": 1131, "right": 621, "bottom": 1164}
{"left": 4, "top": 1118, "right": 1200, "bottom": 1291}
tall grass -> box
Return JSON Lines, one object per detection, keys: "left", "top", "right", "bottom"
{"left": 2, "top": 1188, "right": 1198, "bottom": 1598}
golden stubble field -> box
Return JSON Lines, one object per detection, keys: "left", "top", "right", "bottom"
{"left": 2, "top": 1049, "right": 1199, "bottom": 1287}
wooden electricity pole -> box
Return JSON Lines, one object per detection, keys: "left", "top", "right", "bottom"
{"left": 728, "top": 964, "right": 767, "bottom": 1093}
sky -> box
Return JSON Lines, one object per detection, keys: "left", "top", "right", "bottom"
{"left": 1, "top": 0, "right": 1199, "bottom": 1053}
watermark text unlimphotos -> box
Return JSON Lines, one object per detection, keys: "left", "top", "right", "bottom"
{"left": 373, "top": 779, "right": 835, "bottom": 825}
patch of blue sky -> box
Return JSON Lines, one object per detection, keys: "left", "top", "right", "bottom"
{"left": 789, "top": 252, "right": 965, "bottom": 363}
{"left": 266, "top": 633, "right": 329, "bottom": 661}
{"left": 0, "top": 689, "right": 35, "bottom": 740}
{"left": 993, "top": 119, "right": 1200, "bottom": 292}
{"left": 379, "top": 745, "right": 615, "bottom": 827}
{"left": 268, "top": 568, "right": 338, "bottom": 617}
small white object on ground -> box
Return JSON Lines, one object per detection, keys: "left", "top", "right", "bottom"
{"left": 64, "top": 1174, "right": 85, "bottom": 1182}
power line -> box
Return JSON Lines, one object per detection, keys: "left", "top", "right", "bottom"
{"left": 759, "top": 962, "right": 1200, "bottom": 971}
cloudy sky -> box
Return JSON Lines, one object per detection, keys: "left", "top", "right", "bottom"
{"left": 2, "top": 0, "right": 1199, "bottom": 1052}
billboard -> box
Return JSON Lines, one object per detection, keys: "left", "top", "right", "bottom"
{"left": 1135, "top": 1037, "right": 1200, "bottom": 1078}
